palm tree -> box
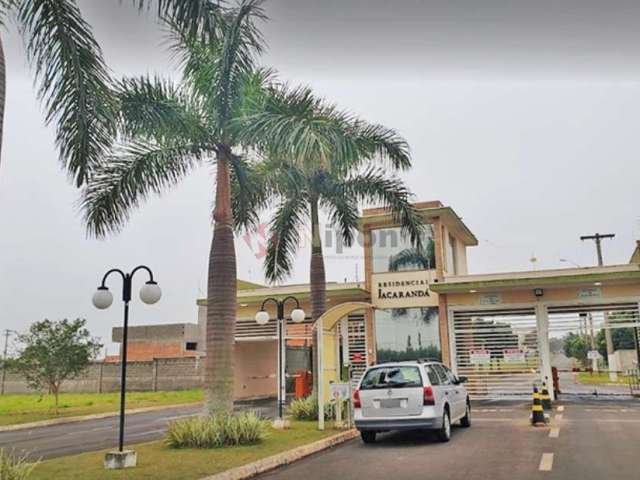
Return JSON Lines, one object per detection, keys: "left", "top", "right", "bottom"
{"left": 235, "top": 84, "right": 425, "bottom": 327}
{"left": 82, "top": 1, "right": 351, "bottom": 414}
{"left": 0, "top": 0, "right": 222, "bottom": 181}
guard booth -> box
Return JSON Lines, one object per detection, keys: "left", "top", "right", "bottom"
{"left": 432, "top": 264, "right": 640, "bottom": 400}
{"left": 315, "top": 302, "right": 375, "bottom": 430}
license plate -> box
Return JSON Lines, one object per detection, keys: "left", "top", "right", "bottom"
{"left": 381, "top": 398, "right": 403, "bottom": 408}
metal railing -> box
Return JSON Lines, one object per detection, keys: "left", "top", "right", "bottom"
{"left": 627, "top": 368, "right": 640, "bottom": 396}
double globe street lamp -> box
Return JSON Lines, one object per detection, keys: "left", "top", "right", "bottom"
{"left": 92, "top": 266, "right": 161, "bottom": 469}
{"left": 255, "top": 297, "right": 305, "bottom": 426}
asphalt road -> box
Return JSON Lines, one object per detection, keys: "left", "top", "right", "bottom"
{"left": 258, "top": 399, "right": 640, "bottom": 480}
{"left": 0, "top": 398, "right": 276, "bottom": 460}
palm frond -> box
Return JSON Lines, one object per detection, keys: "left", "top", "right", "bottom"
{"left": 133, "top": 0, "right": 225, "bottom": 44}
{"left": 18, "top": 0, "right": 117, "bottom": 186}
{"left": 117, "top": 75, "right": 209, "bottom": 143}
{"left": 237, "top": 83, "right": 355, "bottom": 172}
{"left": 264, "top": 194, "right": 308, "bottom": 283}
{"left": 315, "top": 172, "right": 359, "bottom": 247}
{"left": 82, "top": 140, "right": 208, "bottom": 237}
{"left": 347, "top": 121, "right": 411, "bottom": 171}
{"left": 229, "top": 153, "right": 270, "bottom": 232}
{"left": 168, "top": 0, "right": 266, "bottom": 132}
{"left": 343, "top": 167, "right": 425, "bottom": 249}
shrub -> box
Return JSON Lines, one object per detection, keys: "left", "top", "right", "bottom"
{"left": 287, "top": 395, "right": 344, "bottom": 421}
{"left": 165, "top": 411, "right": 268, "bottom": 449}
{"left": 0, "top": 449, "right": 38, "bottom": 480}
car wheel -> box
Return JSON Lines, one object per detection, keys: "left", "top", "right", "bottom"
{"left": 460, "top": 401, "right": 471, "bottom": 428}
{"left": 437, "top": 410, "right": 451, "bottom": 442}
{"left": 361, "top": 431, "right": 376, "bottom": 444}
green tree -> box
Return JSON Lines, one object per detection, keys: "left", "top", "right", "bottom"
{"left": 563, "top": 332, "right": 589, "bottom": 366}
{"left": 596, "top": 328, "right": 637, "bottom": 360}
{"left": 234, "top": 82, "right": 423, "bottom": 322}
{"left": 82, "top": 2, "right": 356, "bottom": 414}
{"left": 14, "top": 319, "right": 101, "bottom": 412}
{"left": 0, "top": 0, "right": 221, "bottom": 181}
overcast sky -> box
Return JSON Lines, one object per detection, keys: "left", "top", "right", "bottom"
{"left": 1, "top": 0, "right": 639, "bottom": 354}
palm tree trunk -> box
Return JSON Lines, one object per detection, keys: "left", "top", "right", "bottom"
{"left": 205, "top": 147, "right": 237, "bottom": 415}
{"left": 309, "top": 198, "right": 327, "bottom": 321}
{"left": 0, "top": 36, "right": 6, "bottom": 166}
{"left": 309, "top": 198, "right": 326, "bottom": 395}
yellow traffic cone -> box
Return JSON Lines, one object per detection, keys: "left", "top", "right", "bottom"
{"left": 531, "top": 386, "right": 546, "bottom": 426}
{"left": 541, "top": 383, "right": 552, "bottom": 412}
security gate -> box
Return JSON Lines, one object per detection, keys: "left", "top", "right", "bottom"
{"left": 547, "top": 302, "right": 640, "bottom": 395}
{"left": 452, "top": 307, "right": 541, "bottom": 400}
{"left": 336, "top": 314, "right": 369, "bottom": 388}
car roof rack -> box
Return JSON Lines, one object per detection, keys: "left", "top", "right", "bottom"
{"left": 416, "top": 358, "right": 441, "bottom": 364}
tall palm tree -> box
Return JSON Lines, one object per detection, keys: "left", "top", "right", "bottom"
{"left": 0, "top": 0, "right": 221, "bottom": 180}
{"left": 82, "top": 1, "right": 354, "bottom": 414}
{"left": 236, "top": 85, "right": 425, "bottom": 327}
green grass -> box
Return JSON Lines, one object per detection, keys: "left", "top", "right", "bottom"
{"left": 29, "top": 421, "right": 339, "bottom": 480}
{"left": 0, "top": 390, "right": 203, "bottom": 426}
{"left": 575, "top": 372, "right": 631, "bottom": 385}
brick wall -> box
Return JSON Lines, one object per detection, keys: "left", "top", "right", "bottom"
{"left": 2, "top": 345, "right": 308, "bottom": 399}
{"left": 2, "top": 357, "right": 204, "bottom": 395}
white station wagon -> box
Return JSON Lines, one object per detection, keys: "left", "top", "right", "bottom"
{"left": 353, "top": 360, "right": 471, "bottom": 443}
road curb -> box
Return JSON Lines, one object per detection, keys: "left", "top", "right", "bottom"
{"left": 200, "top": 429, "right": 359, "bottom": 480}
{"left": 0, "top": 402, "right": 201, "bottom": 433}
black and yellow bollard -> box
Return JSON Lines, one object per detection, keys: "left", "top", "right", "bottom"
{"left": 531, "top": 386, "right": 547, "bottom": 426}
{"left": 541, "top": 383, "right": 552, "bottom": 412}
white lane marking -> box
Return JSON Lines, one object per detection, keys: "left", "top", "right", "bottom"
{"left": 557, "top": 406, "right": 565, "bottom": 412}
{"left": 549, "top": 428, "right": 560, "bottom": 438}
{"left": 539, "top": 453, "right": 554, "bottom": 471}
{"left": 161, "top": 414, "right": 199, "bottom": 422}
{"left": 127, "top": 428, "right": 166, "bottom": 438}
{"left": 555, "top": 414, "right": 563, "bottom": 421}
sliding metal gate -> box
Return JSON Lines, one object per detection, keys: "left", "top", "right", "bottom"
{"left": 547, "top": 302, "right": 640, "bottom": 375}
{"left": 452, "top": 307, "right": 541, "bottom": 400}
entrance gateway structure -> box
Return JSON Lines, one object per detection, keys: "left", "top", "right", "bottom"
{"left": 315, "top": 202, "right": 640, "bottom": 403}
{"left": 116, "top": 201, "right": 640, "bottom": 403}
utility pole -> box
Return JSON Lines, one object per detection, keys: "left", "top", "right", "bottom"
{"left": 580, "top": 232, "right": 616, "bottom": 379}
{"left": 1, "top": 329, "right": 15, "bottom": 396}
{"left": 580, "top": 233, "right": 615, "bottom": 267}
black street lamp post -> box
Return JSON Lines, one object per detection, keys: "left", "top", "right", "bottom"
{"left": 92, "top": 266, "right": 161, "bottom": 461}
{"left": 255, "top": 297, "right": 305, "bottom": 423}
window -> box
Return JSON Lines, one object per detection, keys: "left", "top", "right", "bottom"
{"left": 185, "top": 342, "right": 198, "bottom": 351}
{"left": 371, "top": 225, "right": 436, "bottom": 273}
{"left": 448, "top": 234, "right": 458, "bottom": 275}
{"left": 360, "top": 366, "right": 423, "bottom": 390}
{"left": 424, "top": 365, "right": 441, "bottom": 386}
{"left": 432, "top": 364, "right": 451, "bottom": 385}
{"left": 441, "top": 365, "right": 458, "bottom": 384}
{"left": 375, "top": 308, "right": 441, "bottom": 362}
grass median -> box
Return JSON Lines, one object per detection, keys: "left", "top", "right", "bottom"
{"left": 29, "top": 420, "right": 340, "bottom": 480}
{"left": 0, "top": 390, "right": 203, "bottom": 426}
{"left": 575, "top": 372, "right": 631, "bottom": 385}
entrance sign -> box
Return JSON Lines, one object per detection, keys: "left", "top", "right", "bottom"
{"left": 587, "top": 350, "right": 602, "bottom": 360}
{"left": 503, "top": 348, "right": 525, "bottom": 363}
{"left": 469, "top": 349, "right": 491, "bottom": 365}
{"left": 578, "top": 287, "right": 602, "bottom": 299}
{"left": 480, "top": 294, "right": 502, "bottom": 305}
{"left": 371, "top": 270, "right": 438, "bottom": 309}
{"left": 329, "top": 382, "right": 350, "bottom": 400}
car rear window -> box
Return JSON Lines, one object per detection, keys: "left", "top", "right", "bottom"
{"left": 360, "top": 366, "right": 423, "bottom": 390}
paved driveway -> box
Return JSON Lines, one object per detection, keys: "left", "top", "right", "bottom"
{"left": 258, "top": 399, "right": 640, "bottom": 480}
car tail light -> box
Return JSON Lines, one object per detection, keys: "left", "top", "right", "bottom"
{"left": 423, "top": 386, "right": 435, "bottom": 406}
{"left": 353, "top": 389, "right": 361, "bottom": 408}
